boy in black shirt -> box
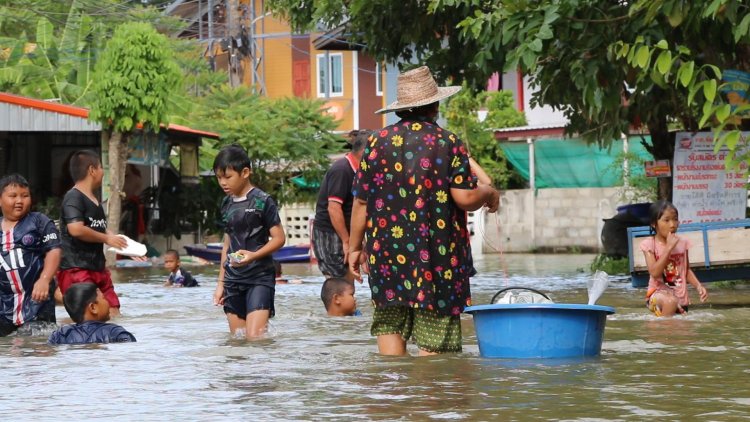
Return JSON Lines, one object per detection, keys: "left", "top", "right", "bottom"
{"left": 57, "top": 150, "right": 129, "bottom": 317}
{"left": 212, "top": 145, "right": 285, "bottom": 339}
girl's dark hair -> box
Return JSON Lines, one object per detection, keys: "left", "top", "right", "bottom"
{"left": 0, "top": 173, "right": 29, "bottom": 192}
{"left": 63, "top": 282, "right": 99, "bottom": 323}
{"left": 648, "top": 200, "right": 678, "bottom": 232}
{"left": 213, "top": 144, "right": 251, "bottom": 174}
{"left": 69, "top": 150, "right": 101, "bottom": 182}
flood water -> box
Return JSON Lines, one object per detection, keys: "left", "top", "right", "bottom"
{"left": 3, "top": 253, "right": 750, "bottom": 420}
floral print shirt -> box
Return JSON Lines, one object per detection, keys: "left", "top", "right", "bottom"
{"left": 353, "top": 117, "right": 477, "bottom": 316}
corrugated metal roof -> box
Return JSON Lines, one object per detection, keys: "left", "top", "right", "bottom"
{"left": 0, "top": 92, "right": 220, "bottom": 138}
{"left": 491, "top": 123, "right": 567, "bottom": 133}
{"left": 0, "top": 102, "right": 101, "bottom": 132}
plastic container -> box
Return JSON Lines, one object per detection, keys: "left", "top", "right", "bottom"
{"left": 464, "top": 303, "right": 615, "bottom": 359}
{"left": 616, "top": 202, "right": 651, "bottom": 222}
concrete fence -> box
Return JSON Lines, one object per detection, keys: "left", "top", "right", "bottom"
{"left": 473, "top": 187, "right": 622, "bottom": 253}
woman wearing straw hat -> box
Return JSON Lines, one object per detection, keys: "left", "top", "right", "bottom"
{"left": 349, "top": 66, "right": 499, "bottom": 356}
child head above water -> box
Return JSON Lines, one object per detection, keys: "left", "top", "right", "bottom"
{"left": 0, "top": 173, "right": 31, "bottom": 222}
{"left": 63, "top": 282, "right": 110, "bottom": 323}
{"left": 321, "top": 277, "right": 357, "bottom": 316}
{"left": 163, "top": 249, "right": 181, "bottom": 273}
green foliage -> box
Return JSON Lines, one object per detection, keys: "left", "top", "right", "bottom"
{"left": 605, "top": 150, "right": 658, "bottom": 203}
{"left": 269, "top": 0, "right": 750, "bottom": 197}
{"left": 89, "top": 22, "right": 182, "bottom": 132}
{"left": 590, "top": 254, "right": 629, "bottom": 275}
{"left": 0, "top": 7, "right": 102, "bottom": 104}
{"left": 441, "top": 86, "right": 527, "bottom": 188}
{"left": 0, "top": 1, "right": 193, "bottom": 108}
{"left": 191, "top": 85, "right": 342, "bottom": 206}
{"left": 267, "top": 0, "right": 500, "bottom": 87}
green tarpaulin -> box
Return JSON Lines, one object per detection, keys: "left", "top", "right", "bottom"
{"left": 500, "top": 136, "right": 652, "bottom": 188}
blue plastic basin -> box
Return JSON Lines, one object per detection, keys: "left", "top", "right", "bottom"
{"left": 464, "top": 303, "right": 615, "bottom": 359}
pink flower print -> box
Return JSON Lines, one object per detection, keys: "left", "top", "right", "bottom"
{"left": 416, "top": 290, "right": 425, "bottom": 302}
{"left": 423, "top": 133, "right": 436, "bottom": 146}
{"left": 419, "top": 250, "right": 430, "bottom": 262}
{"left": 415, "top": 198, "right": 425, "bottom": 209}
{"left": 418, "top": 223, "right": 429, "bottom": 236}
{"left": 375, "top": 198, "right": 384, "bottom": 210}
{"left": 374, "top": 173, "right": 385, "bottom": 185}
{"left": 451, "top": 306, "right": 461, "bottom": 316}
{"left": 385, "top": 289, "right": 396, "bottom": 300}
{"left": 379, "top": 129, "right": 388, "bottom": 137}
{"left": 379, "top": 264, "right": 391, "bottom": 277}
{"left": 368, "top": 149, "right": 378, "bottom": 160}
{"left": 450, "top": 255, "right": 458, "bottom": 266}
{"left": 420, "top": 158, "right": 431, "bottom": 170}
{"left": 378, "top": 218, "right": 387, "bottom": 228}
{"left": 372, "top": 240, "right": 381, "bottom": 252}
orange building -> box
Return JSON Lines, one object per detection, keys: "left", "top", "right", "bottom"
{"left": 167, "top": 0, "right": 387, "bottom": 133}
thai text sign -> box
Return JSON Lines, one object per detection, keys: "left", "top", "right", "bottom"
{"left": 645, "top": 160, "right": 672, "bottom": 178}
{"left": 672, "top": 132, "right": 749, "bottom": 223}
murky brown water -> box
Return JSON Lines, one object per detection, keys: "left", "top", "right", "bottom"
{"left": 2, "top": 253, "right": 750, "bottom": 420}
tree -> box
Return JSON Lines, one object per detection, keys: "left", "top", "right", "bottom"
{"left": 441, "top": 86, "right": 527, "bottom": 188}
{"left": 0, "top": 0, "right": 193, "bottom": 106}
{"left": 191, "top": 85, "right": 342, "bottom": 207}
{"left": 268, "top": 0, "right": 750, "bottom": 200}
{"left": 89, "top": 21, "right": 182, "bottom": 264}
{"left": 0, "top": 11, "right": 103, "bottom": 104}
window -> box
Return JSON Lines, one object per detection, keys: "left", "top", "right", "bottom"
{"left": 375, "top": 62, "right": 383, "bottom": 96}
{"left": 317, "top": 53, "right": 344, "bottom": 97}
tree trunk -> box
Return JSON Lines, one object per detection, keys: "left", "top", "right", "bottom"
{"left": 105, "top": 130, "right": 128, "bottom": 267}
{"left": 645, "top": 117, "right": 675, "bottom": 201}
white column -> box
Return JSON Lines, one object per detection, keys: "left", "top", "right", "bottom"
{"left": 528, "top": 137, "right": 536, "bottom": 249}
{"left": 352, "top": 51, "right": 359, "bottom": 129}
{"left": 528, "top": 138, "right": 535, "bottom": 191}
{"left": 622, "top": 132, "right": 630, "bottom": 190}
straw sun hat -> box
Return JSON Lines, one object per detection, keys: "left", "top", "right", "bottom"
{"left": 375, "top": 66, "right": 461, "bottom": 114}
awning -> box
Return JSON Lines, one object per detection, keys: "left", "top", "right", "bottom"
{"left": 0, "top": 92, "right": 220, "bottom": 139}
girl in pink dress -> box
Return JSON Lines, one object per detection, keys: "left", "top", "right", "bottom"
{"left": 640, "top": 200, "right": 708, "bottom": 316}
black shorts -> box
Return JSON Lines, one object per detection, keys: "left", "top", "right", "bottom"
{"left": 311, "top": 226, "right": 347, "bottom": 278}
{"left": 223, "top": 283, "right": 275, "bottom": 319}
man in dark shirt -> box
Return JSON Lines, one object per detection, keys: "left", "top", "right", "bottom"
{"left": 311, "top": 130, "right": 368, "bottom": 281}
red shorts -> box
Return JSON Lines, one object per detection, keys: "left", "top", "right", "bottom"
{"left": 57, "top": 268, "right": 120, "bottom": 308}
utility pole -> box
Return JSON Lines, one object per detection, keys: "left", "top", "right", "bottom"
{"left": 249, "top": 0, "right": 268, "bottom": 95}
{"left": 227, "top": 0, "right": 242, "bottom": 87}
{"left": 208, "top": 0, "right": 214, "bottom": 39}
